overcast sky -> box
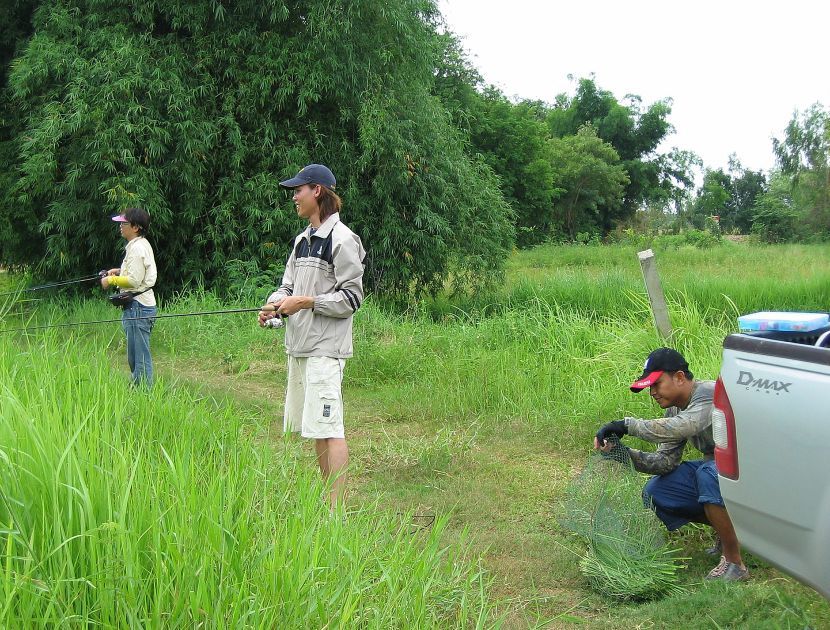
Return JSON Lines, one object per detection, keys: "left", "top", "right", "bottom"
{"left": 438, "top": 0, "right": 829, "bottom": 175}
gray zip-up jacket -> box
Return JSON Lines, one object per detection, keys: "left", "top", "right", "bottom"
{"left": 267, "top": 213, "right": 365, "bottom": 358}
{"left": 623, "top": 380, "right": 716, "bottom": 475}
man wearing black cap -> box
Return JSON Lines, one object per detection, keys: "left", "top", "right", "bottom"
{"left": 594, "top": 347, "right": 748, "bottom": 581}
{"left": 259, "top": 164, "right": 365, "bottom": 510}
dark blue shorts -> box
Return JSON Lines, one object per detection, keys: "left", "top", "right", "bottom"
{"left": 642, "top": 460, "right": 724, "bottom": 531}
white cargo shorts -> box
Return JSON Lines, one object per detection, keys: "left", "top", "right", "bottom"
{"left": 284, "top": 356, "right": 346, "bottom": 439}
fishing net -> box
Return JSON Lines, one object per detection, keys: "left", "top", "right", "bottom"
{"left": 559, "top": 436, "right": 686, "bottom": 601}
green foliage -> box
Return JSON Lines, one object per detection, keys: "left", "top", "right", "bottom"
{"left": 684, "top": 157, "right": 767, "bottom": 235}
{"left": 434, "top": 69, "right": 689, "bottom": 244}
{"left": 749, "top": 172, "right": 797, "bottom": 243}
{"left": 561, "top": 451, "right": 686, "bottom": 601}
{"left": 682, "top": 227, "right": 720, "bottom": 248}
{"left": 0, "top": 328, "right": 495, "bottom": 626}
{"left": 611, "top": 228, "right": 720, "bottom": 250}
{"left": 547, "top": 77, "right": 681, "bottom": 226}
{"left": 725, "top": 155, "right": 767, "bottom": 233}
{"left": 468, "top": 91, "right": 557, "bottom": 246}
{"left": 0, "top": 0, "right": 41, "bottom": 268}
{"left": 431, "top": 31, "right": 483, "bottom": 135}
{"left": 431, "top": 39, "right": 556, "bottom": 248}
{"left": 771, "top": 104, "right": 830, "bottom": 240}
{"left": 547, "top": 125, "right": 629, "bottom": 239}
{"left": 773, "top": 103, "right": 829, "bottom": 177}
{"left": 0, "top": 1, "right": 39, "bottom": 88}
{"left": 751, "top": 203, "right": 796, "bottom": 243}
{"left": 689, "top": 168, "right": 730, "bottom": 229}
{"left": 216, "top": 258, "right": 285, "bottom": 303}
{"left": 0, "top": 0, "right": 513, "bottom": 297}
{"left": 662, "top": 106, "right": 829, "bottom": 241}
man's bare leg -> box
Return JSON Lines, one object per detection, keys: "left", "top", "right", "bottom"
{"left": 315, "top": 438, "right": 349, "bottom": 508}
{"left": 703, "top": 503, "right": 744, "bottom": 567}
{"left": 315, "top": 439, "right": 330, "bottom": 477}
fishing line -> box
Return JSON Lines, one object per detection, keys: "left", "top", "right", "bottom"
{"left": 0, "top": 307, "right": 285, "bottom": 334}
{"left": 0, "top": 273, "right": 105, "bottom": 297}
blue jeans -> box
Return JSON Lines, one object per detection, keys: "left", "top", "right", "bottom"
{"left": 642, "top": 460, "right": 725, "bottom": 531}
{"left": 122, "top": 302, "right": 156, "bottom": 386}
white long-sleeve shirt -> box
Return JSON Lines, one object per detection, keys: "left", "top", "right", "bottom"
{"left": 114, "top": 237, "right": 157, "bottom": 306}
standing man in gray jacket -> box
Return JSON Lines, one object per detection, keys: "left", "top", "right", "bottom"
{"left": 593, "top": 348, "right": 748, "bottom": 581}
{"left": 259, "top": 164, "right": 365, "bottom": 509}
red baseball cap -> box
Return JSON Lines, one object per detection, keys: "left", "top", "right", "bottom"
{"left": 630, "top": 348, "right": 689, "bottom": 392}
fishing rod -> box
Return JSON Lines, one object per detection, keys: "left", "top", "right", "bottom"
{"left": 0, "top": 306, "right": 286, "bottom": 335}
{"left": 0, "top": 272, "right": 106, "bottom": 298}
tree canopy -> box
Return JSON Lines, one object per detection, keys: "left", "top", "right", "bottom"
{"left": 2, "top": 3, "right": 823, "bottom": 294}
{"left": 546, "top": 77, "right": 678, "bottom": 228}
{"left": 434, "top": 67, "right": 691, "bottom": 245}
{"left": 0, "top": 0, "right": 513, "bottom": 295}
{"left": 771, "top": 104, "right": 829, "bottom": 239}
{"left": 546, "top": 125, "right": 628, "bottom": 239}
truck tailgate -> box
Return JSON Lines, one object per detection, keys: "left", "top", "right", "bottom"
{"left": 720, "top": 334, "right": 830, "bottom": 598}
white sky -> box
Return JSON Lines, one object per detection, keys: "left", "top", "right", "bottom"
{"left": 438, "top": 0, "right": 829, "bottom": 175}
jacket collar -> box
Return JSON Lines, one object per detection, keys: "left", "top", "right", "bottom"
{"left": 305, "top": 212, "right": 340, "bottom": 239}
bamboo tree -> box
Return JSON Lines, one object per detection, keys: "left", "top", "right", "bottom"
{"left": 1, "top": 0, "right": 513, "bottom": 296}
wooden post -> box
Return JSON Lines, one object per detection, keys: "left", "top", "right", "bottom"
{"left": 637, "top": 249, "right": 672, "bottom": 340}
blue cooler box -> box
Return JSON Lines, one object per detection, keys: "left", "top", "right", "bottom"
{"left": 738, "top": 311, "right": 829, "bottom": 332}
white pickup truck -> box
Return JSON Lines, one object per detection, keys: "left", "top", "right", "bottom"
{"left": 712, "top": 323, "right": 830, "bottom": 598}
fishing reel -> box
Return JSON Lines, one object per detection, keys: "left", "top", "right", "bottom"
{"left": 264, "top": 315, "right": 287, "bottom": 329}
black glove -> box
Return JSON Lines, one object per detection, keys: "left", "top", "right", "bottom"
{"left": 596, "top": 420, "right": 627, "bottom": 446}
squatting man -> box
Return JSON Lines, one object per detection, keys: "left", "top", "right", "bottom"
{"left": 594, "top": 347, "right": 748, "bottom": 581}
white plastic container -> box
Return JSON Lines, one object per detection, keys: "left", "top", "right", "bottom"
{"left": 738, "top": 311, "right": 829, "bottom": 332}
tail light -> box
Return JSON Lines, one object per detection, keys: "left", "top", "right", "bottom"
{"left": 712, "top": 376, "right": 739, "bottom": 480}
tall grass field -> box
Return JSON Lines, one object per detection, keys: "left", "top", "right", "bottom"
{"left": 0, "top": 332, "right": 492, "bottom": 626}
{"left": 1, "top": 240, "right": 829, "bottom": 627}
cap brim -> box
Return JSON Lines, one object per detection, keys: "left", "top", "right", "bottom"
{"left": 111, "top": 215, "right": 128, "bottom": 222}
{"left": 630, "top": 370, "right": 664, "bottom": 392}
{"left": 279, "top": 176, "right": 308, "bottom": 188}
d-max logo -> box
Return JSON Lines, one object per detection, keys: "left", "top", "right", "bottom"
{"left": 737, "top": 370, "right": 792, "bottom": 394}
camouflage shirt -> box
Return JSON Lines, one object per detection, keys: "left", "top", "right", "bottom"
{"left": 623, "top": 380, "right": 716, "bottom": 475}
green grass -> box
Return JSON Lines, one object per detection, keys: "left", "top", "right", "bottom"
{"left": 2, "top": 241, "right": 830, "bottom": 627}
{"left": 426, "top": 241, "right": 830, "bottom": 320}
{"left": 0, "top": 330, "right": 494, "bottom": 627}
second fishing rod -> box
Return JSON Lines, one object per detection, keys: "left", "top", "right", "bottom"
{"left": 0, "top": 305, "right": 287, "bottom": 335}
{"left": 0, "top": 271, "right": 108, "bottom": 298}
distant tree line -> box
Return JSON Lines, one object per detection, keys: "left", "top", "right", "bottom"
{"left": 1, "top": 1, "right": 826, "bottom": 297}
{"left": 680, "top": 103, "right": 829, "bottom": 242}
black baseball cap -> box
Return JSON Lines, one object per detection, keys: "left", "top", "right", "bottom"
{"left": 630, "top": 347, "right": 689, "bottom": 392}
{"left": 279, "top": 164, "right": 336, "bottom": 190}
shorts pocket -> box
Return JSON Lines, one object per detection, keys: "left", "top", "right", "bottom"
{"left": 306, "top": 357, "right": 343, "bottom": 428}
{"left": 318, "top": 389, "right": 339, "bottom": 424}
